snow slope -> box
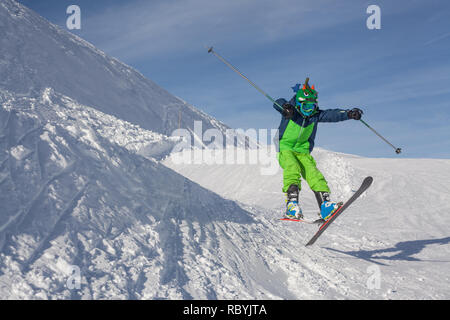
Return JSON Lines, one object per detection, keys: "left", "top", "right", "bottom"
{"left": 0, "top": 0, "right": 230, "bottom": 138}
{"left": 1, "top": 88, "right": 448, "bottom": 299}
{"left": 1, "top": 0, "right": 449, "bottom": 300}
{"left": 0, "top": 89, "right": 254, "bottom": 299}
{"left": 164, "top": 148, "right": 450, "bottom": 299}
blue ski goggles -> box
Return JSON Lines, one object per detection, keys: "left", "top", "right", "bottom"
{"left": 296, "top": 101, "right": 317, "bottom": 117}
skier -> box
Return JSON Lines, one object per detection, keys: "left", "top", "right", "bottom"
{"left": 273, "top": 78, "right": 362, "bottom": 221}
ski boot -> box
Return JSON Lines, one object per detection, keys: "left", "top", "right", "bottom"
{"left": 314, "top": 191, "right": 341, "bottom": 221}
{"left": 285, "top": 185, "right": 303, "bottom": 219}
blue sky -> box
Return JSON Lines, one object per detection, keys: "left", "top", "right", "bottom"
{"left": 18, "top": 0, "right": 450, "bottom": 158}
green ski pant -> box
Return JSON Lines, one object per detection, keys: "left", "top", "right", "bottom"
{"left": 278, "top": 150, "right": 330, "bottom": 193}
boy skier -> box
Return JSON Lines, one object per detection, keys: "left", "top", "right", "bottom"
{"left": 274, "top": 78, "right": 362, "bottom": 221}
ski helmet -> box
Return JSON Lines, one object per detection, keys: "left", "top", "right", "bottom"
{"left": 292, "top": 77, "right": 318, "bottom": 117}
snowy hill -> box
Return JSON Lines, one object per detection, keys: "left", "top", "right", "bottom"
{"left": 164, "top": 148, "right": 450, "bottom": 299}
{"left": 1, "top": 87, "right": 449, "bottom": 299}
{"left": 1, "top": 0, "right": 449, "bottom": 300}
{"left": 0, "top": 89, "right": 253, "bottom": 299}
{"left": 0, "top": 0, "right": 229, "bottom": 138}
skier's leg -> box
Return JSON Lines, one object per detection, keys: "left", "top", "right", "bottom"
{"left": 287, "top": 184, "right": 299, "bottom": 202}
{"left": 313, "top": 190, "right": 331, "bottom": 208}
{"left": 295, "top": 153, "right": 330, "bottom": 195}
{"left": 285, "top": 184, "right": 303, "bottom": 219}
{"left": 296, "top": 154, "right": 339, "bottom": 220}
{"left": 278, "top": 150, "right": 302, "bottom": 193}
{"left": 278, "top": 150, "right": 303, "bottom": 218}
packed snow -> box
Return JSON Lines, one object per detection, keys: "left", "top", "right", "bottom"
{"left": 164, "top": 148, "right": 450, "bottom": 299}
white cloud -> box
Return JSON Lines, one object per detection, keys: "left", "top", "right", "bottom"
{"left": 81, "top": 0, "right": 362, "bottom": 61}
{"left": 424, "top": 32, "right": 450, "bottom": 46}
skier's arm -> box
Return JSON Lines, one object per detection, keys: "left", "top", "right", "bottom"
{"left": 318, "top": 108, "right": 363, "bottom": 122}
{"left": 317, "top": 109, "right": 349, "bottom": 122}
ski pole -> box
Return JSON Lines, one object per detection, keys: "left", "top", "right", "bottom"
{"left": 207, "top": 47, "right": 402, "bottom": 154}
{"left": 206, "top": 46, "right": 284, "bottom": 111}
{"left": 359, "top": 119, "right": 402, "bottom": 154}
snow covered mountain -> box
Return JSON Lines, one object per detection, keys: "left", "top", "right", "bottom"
{"left": 0, "top": 0, "right": 229, "bottom": 138}
{"left": 0, "top": 88, "right": 253, "bottom": 299}
{"left": 1, "top": 0, "right": 449, "bottom": 300}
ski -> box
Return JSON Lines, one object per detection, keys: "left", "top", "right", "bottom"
{"left": 305, "top": 176, "right": 373, "bottom": 246}
{"left": 279, "top": 217, "right": 324, "bottom": 225}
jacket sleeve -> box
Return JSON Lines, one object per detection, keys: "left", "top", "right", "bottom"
{"left": 317, "top": 108, "right": 349, "bottom": 123}
{"left": 273, "top": 98, "right": 287, "bottom": 114}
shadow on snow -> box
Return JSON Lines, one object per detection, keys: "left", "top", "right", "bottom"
{"left": 324, "top": 237, "right": 450, "bottom": 266}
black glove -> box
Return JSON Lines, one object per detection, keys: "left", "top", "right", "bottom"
{"left": 347, "top": 108, "right": 363, "bottom": 120}
{"left": 282, "top": 103, "right": 295, "bottom": 119}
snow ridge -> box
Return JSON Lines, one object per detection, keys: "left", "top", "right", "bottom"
{"left": 0, "top": 0, "right": 230, "bottom": 138}
{"left": 0, "top": 89, "right": 254, "bottom": 299}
